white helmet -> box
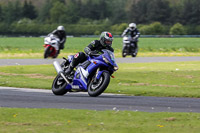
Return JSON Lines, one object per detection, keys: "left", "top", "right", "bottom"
{"left": 57, "top": 25, "right": 65, "bottom": 31}
{"left": 129, "top": 23, "right": 136, "bottom": 30}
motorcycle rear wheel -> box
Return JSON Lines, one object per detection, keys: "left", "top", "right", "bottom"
{"left": 52, "top": 74, "right": 68, "bottom": 95}
{"left": 88, "top": 71, "right": 110, "bottom": 97}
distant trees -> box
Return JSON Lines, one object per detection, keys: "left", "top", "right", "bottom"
{"left": 22, "top": 0, "right": 37, "bottom": 19}
{"left": 147, "top": 0, "right": 171, "bottom": 24}
{"left": 0, "top": 0, "right": 200, "bottom": 25}
{"left": 0, "top": 0, "right": 199, "bottom": 35}
{"left": 3, "top": 1, "right": 22, "bottom": 24}
{"left": 181, "top": 0, "right": 200, "bottom": 25}
{"left": 38, "top": 0, "right": 53, "bottom": 23}
{"left": 170, "top": 23, "right": 186, "bottom": 35}
{"left": 129, "top": 0, "right": 149, "bottom": 24}
{"left": 50, "top": 1, "right": 68, "bottom": 23}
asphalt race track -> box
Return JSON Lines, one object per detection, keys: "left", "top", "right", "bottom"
{"left": 1, "top": 56, "right": 200, "bottom": 66}
{"left": 0, "top": 57, "right": 200, "bottom": 112}
{"left": 0, "top": 87, "right": 200, "bottom": 112}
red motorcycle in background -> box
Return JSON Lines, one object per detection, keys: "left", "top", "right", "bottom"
{"left": 43, "top": 34, "right": 60, "bottom": 59}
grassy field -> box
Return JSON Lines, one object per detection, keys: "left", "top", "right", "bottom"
{"left": 1, "top": 37, "right": 200, "bottom": 132}
{"left": 0, "top": 37, "right": 200, "bottom": 58}
{"left": 0, "top": 108, "right": 200, "bottom": 133}
{"left": 0, "top": 61, "right": 200, "bottom": 98}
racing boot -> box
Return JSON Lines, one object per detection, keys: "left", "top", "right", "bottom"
{"left": 65, "top": 64, "right": 74, "bottom": 76}
{"left": 65, "top": 53, "right": 80, "bottom": 76}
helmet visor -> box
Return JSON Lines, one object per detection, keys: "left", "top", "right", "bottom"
{"left": 105, "top": 40, "right": 112, "bottom": 46}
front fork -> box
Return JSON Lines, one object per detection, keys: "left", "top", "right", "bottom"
{"left": 93, "top": 68, "right": 113, "bottom": 83}
{"left": 94, "top": 68, "right": 100, "bottom": 83}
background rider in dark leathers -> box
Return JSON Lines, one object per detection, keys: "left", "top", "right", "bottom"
{"left": 121, "top": 23, "right": 140, "bottom": 49}
{"left": 49, "top": 25, "right": 67, "bottom": 50}
{"left": 65, "top": 31, "right": 114, "bottom": 75}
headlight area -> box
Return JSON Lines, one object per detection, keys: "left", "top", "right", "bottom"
{"left": 102, "top": 55, "right": 118, "bottom": 71}
{"left": 102, "top": 55, "right": 110, "bottom": 64}
{"left": 114, "top": 66, "right": 119, "bottom": 71}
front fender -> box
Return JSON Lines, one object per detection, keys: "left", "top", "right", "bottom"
{"left": 96, "top": 70, "right": 110, "bottom": 80}
{"left": 87, "top": 59, "right": 109, "bottom": 74}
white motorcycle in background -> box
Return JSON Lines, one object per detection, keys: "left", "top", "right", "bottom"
{"left": 122, "top": 36, "right": 138, "bottom": 58}
{"left": 43, "top": 34, "right": 60, "bottom": 59}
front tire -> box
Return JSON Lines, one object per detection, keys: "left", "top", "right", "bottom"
{"left": 53, "top": 50, "right": 59, "bottom": 58}
{"left": 44, "top": 46, "right": 51, "bottom": 59}
{"left": 132, "top": 47, "right": 138, "bottom": 57}
{"left": 88, "top": 72, "right": 110, "bottom": 97}
{"left": 52, "top": 73, "right": 68, "bottom": 95}
{"left": 122, "top": 46, "right": 127, "bottom": 58}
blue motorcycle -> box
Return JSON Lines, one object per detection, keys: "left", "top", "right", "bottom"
{"left": 52, "top": 49, "right": 118, "bottom": 97}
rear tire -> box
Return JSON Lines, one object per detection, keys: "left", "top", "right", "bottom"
{"left": 88, "top": 72, "right": 110, "bottom": 97}
{"left": 52, "top": 74, "right": 68, "bottom": 95}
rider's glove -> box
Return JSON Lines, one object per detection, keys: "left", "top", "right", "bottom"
{"left": 133, "top": 35, "right": 139, "bottom": 40}
{"left": 90, "top": 51, "right": 98, "bottom": 55}
{"left": 84, "top": 47, "right": 92, "bottom": 55}
{"left": 133, "top": 36, "right": 137, "bottom": 40}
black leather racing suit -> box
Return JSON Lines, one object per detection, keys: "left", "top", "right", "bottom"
{"left": 69, "top": 40, "right": 114, "bottom": 68}
{"left": 122, "top": 28, "right": 140, "bottom": 38}
{"left": 122, "top": 28, "right": 140, "bottom": 49}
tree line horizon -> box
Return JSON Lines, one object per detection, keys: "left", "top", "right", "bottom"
{"left": 0, "top": 0, "right": 199, "bottom": 36}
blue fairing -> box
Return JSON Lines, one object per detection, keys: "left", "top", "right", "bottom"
{"left": 65, "top": 49, "right": 118, "bottom": 91}
{"left": 96, "top": 70, "right": 110, "bottom": 80}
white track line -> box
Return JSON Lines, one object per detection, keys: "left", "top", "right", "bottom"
{"left": 0, "top": 86, "right": 123, "bottom": 96}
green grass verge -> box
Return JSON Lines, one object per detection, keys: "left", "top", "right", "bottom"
{"left": 0, "top": 108, "right": 200, "bottom": 133}
{"left": 110, "top": 61, "right": 200, "bottom": 97}
{"left": 0, "top": 37, "right": 200, "bottom": 58}
{"left": 0, "top": 61, "right": 200, "bottom": 98}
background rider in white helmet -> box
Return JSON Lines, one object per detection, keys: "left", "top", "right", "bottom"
{"left": 48, "top": 25, "right": 67, "bottom": 50}
{"left": 122, "top": 23, "right": 140, "bottom": 40}
{"left": 121, "top": 23, "right": 140, "bottom": 50}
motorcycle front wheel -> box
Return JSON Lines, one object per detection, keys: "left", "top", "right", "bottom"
{"left": 122, "top": 46, "right": 127, "bottom": 58}
{"left": 132, "top": 47, "right": 138, "bottom": 57}
{"left": 44, "top": 46, "right": 51, "bottom": 59}
{"left": 52, "top": 73, "right": 68, "bottom": 95}
{"left": 88, "top": 71, "right": 110, "bottom": 97}
{"left": 53, "top": 50, "right": 59, "bottom": 58}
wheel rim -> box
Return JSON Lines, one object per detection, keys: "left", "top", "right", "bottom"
{"left": 90, "top": 77, "right": 103, "bottom": 91}
{"left": 54, "top": 77, "right": 66, "bottom": 89}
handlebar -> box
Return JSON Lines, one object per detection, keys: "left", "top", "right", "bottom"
{"left": 89, "top": 51, "right": 101, "bottom": 56}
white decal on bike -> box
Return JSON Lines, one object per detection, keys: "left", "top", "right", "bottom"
{"left": 80, "top": 67, "right": 89, "bottom": 78}
{"left": 72, "top": 85, "right": 80, "bottom": 89}
{"left": 77, "top": 67, "right": 88, "bottom": 85}
{"left": 74, "top": 53, "right": 79, "bottom": 58}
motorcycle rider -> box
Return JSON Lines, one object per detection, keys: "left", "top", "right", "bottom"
{"left": 65, "top": 31, "right": 114, "bottom": 75}
{"left": 48, "top": 25, "right": 67, "bottom": 50}
{"left": 121, "top": 23, "right": 140, "bottom": 49}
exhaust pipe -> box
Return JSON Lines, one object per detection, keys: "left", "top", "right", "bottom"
{"left": 53, "top": 61, "right": 70, "bottom": 84}
{"left": 53, "top": 61, "right": 63, "bottom": 73}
